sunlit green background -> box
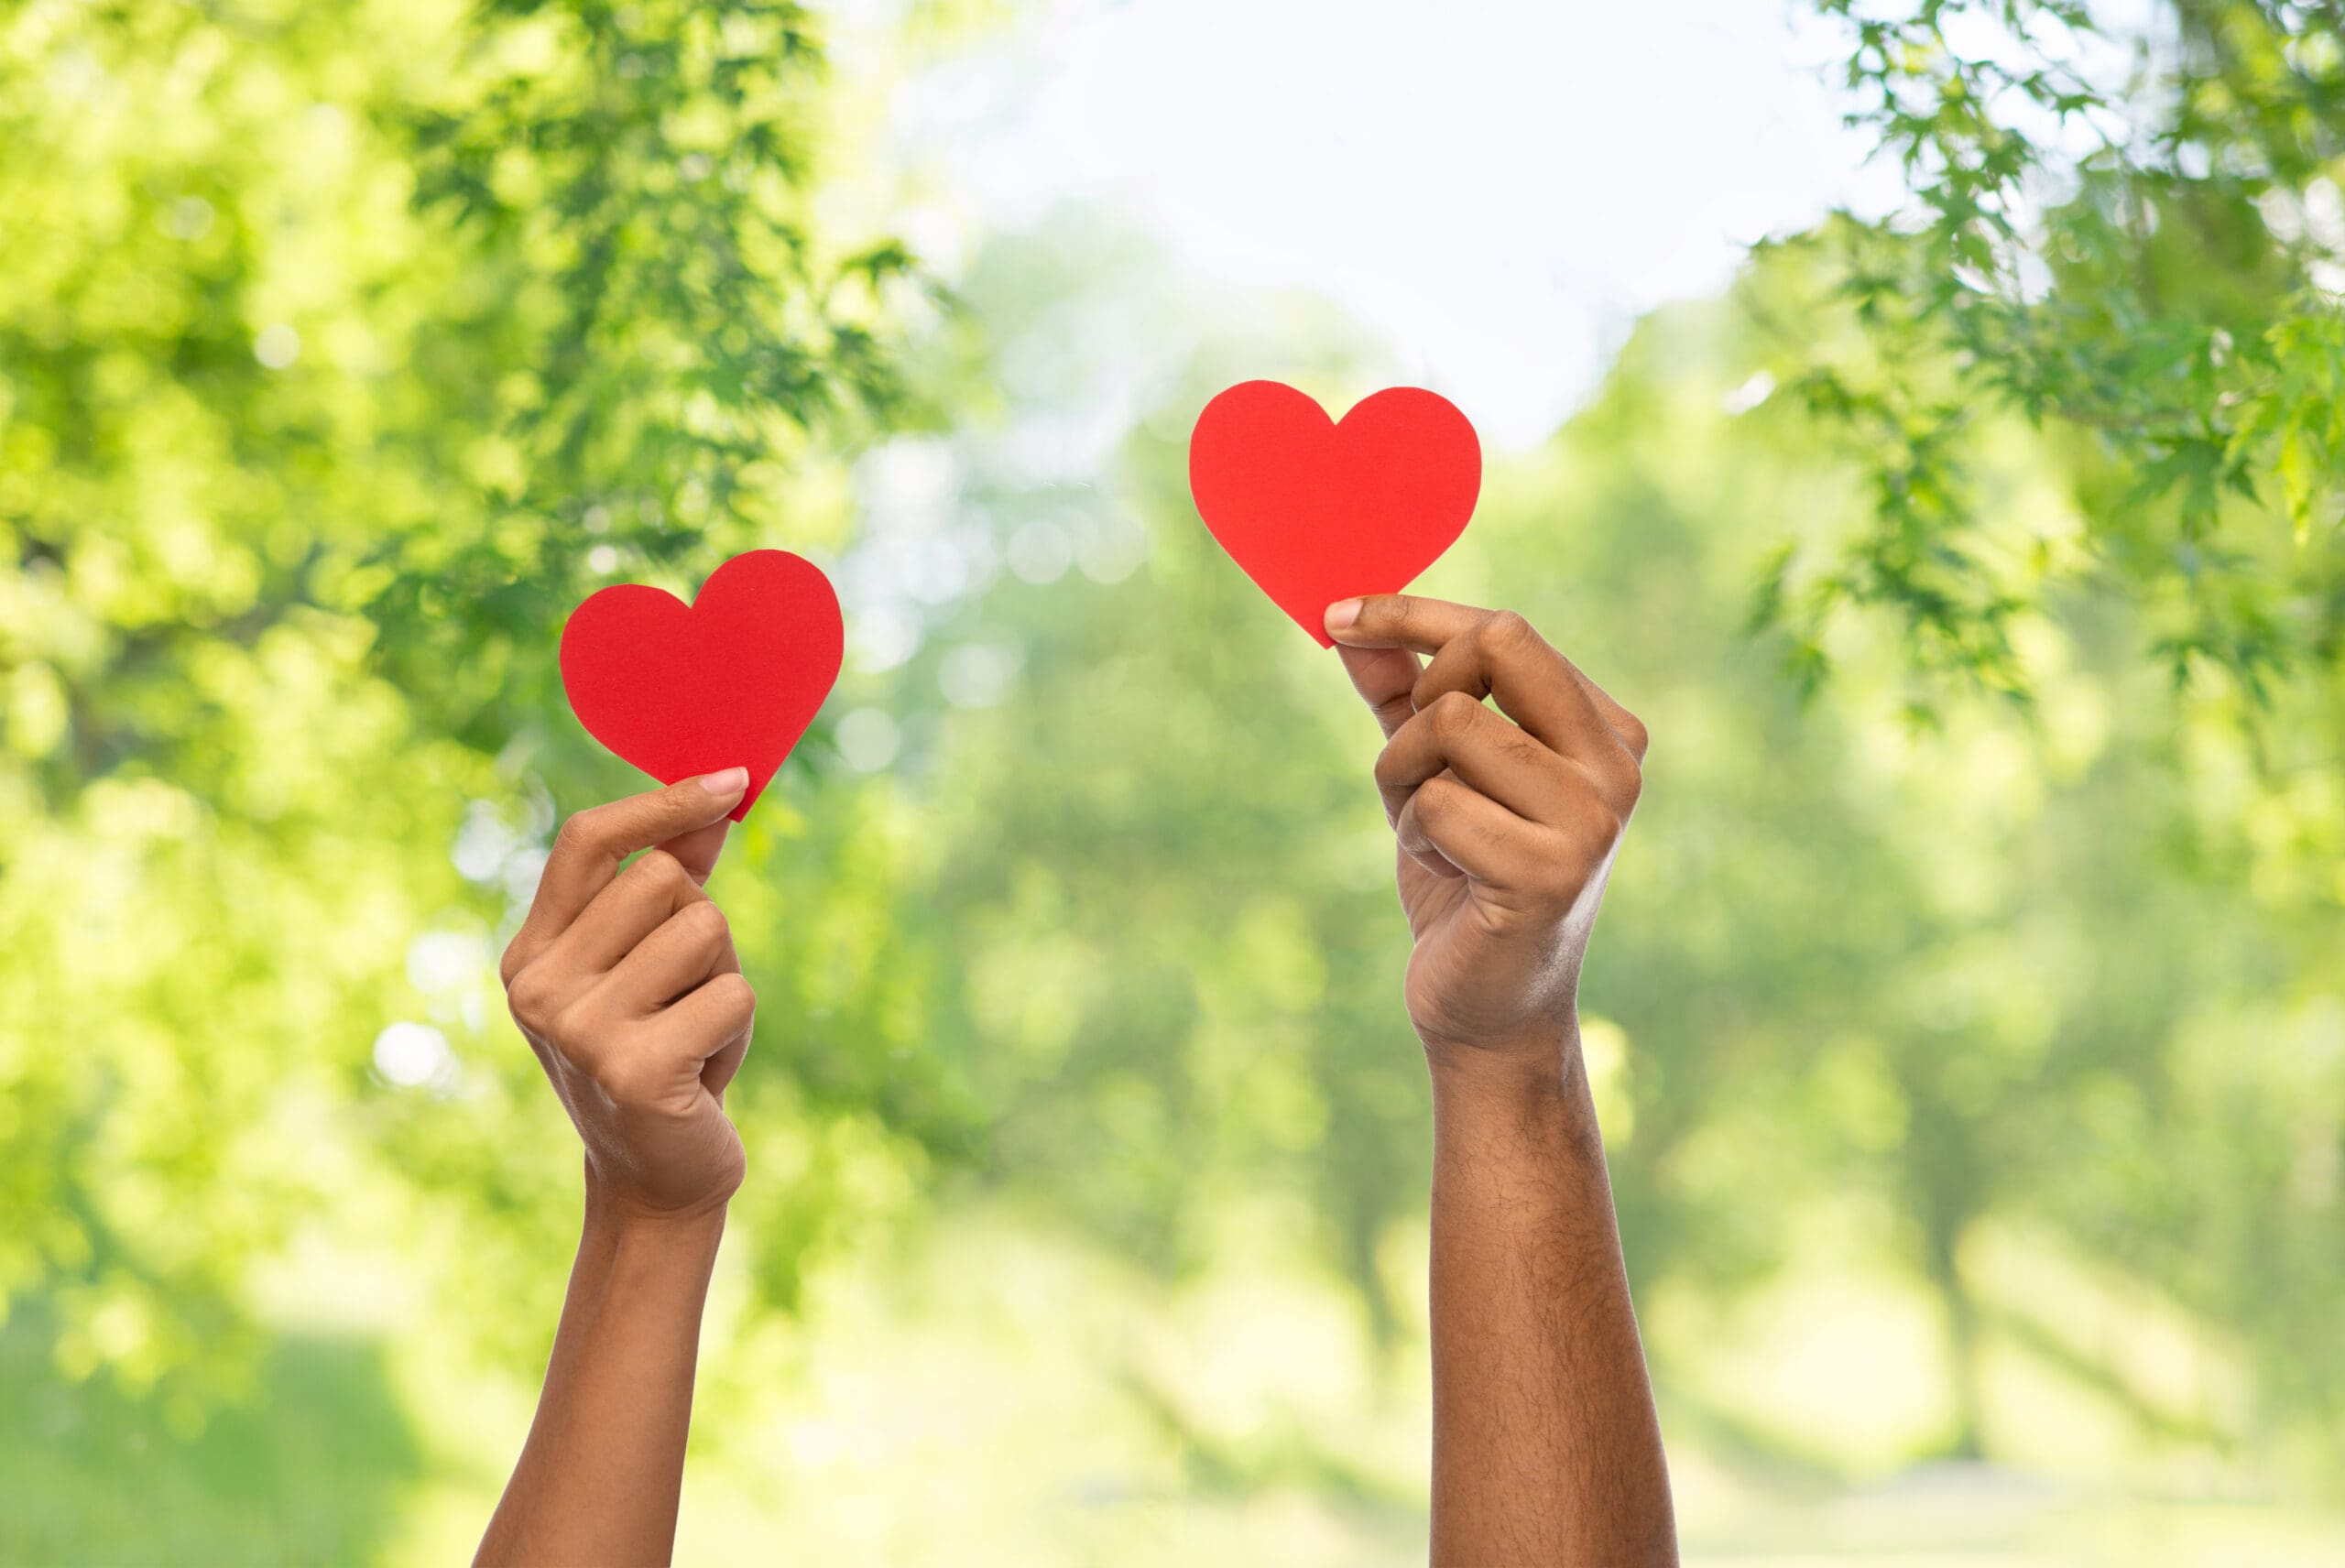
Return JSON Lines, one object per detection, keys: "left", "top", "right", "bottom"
{"left": 5, "top": 1, "right": 2343, "bottom": 1563}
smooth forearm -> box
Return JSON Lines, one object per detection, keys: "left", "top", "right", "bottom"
{"left": 1426, "top": 1029, "right": 1676, "bottom": 1566}
{"left": 475, "top": 1183, "right": 726, "bottom": 1567}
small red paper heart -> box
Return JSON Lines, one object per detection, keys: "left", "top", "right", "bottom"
{"left": 560, "top": 550, "right": 844, "bottom": 822}
{"left": 1187, "top": 380, "right": 1481, "bottom": 646}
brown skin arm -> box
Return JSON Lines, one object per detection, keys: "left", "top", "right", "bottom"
{"left": 1327, "top": 594, "right": 1677, "bottom": 1568}
{"left": 475, "top": 768, "right": 758, "bottom": 1568}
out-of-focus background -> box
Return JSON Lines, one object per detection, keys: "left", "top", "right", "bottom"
{"left": 5, "top": 0, "right": 2343, "bottom": 1562}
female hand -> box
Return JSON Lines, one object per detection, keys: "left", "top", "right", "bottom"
{"left": 497, "top": 769, "right": 758, "bottom": 1221}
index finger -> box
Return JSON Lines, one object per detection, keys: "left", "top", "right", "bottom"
{"left": 1329, "top": 594, "right": 1619, "bottom": 762}
{"left": 1322, "top": 593, "right": 1487, "bottom": 655}
{"left": 502, "top": 768, "right": 747, "bottom": 981}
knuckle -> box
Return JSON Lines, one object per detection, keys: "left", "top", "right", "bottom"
{"left": 1587, "top": 744, "right": 1642, "bottom": 811}
{"left": 1573, "top": 793, "right": 1628, "bottom": 854}
{"left": 553, "top": 808, "right": 605, "bottom": 857}
{"left": 506, "top": 962, "right": 563, "bottom": 1031}
{"left": 679, "top": 898, "right": 731, "bottom": 946}
{"left": 1427, "top": 691, "right": 1481, "bottom": 736}
{"left": 631, "top": 848, "right": 687, "bottom": 890}
{"left": 1617, "top": 708, "right": 1651, "bottom": 757}
{"left": 1413, "top": 774, "right": 1467, "bottom": 822}
{"left": 706, "top": 972, "right": 757, "bottom": 1026}
{"left": 1482, "top": 608, "right": 1537, "bottom": 652}
{"left": 1563, "top": 746, "right": 1638, "bottom": 817}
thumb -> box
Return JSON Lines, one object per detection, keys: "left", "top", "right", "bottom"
{"left": 511, "top": 768, "right": 750, "bottom": 967}
{"left": 1336, "top": 643, "right": 1422, "bottom": 740}
{"left": 657, "top": 818, "right": 732, "bottom": 887}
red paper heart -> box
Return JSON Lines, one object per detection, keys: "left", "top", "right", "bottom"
{"left": 1187, "top": 380, "right": 1481, "bottom": 646}
{"left": 560, "top": 550, "right": 844, "bottom": 822}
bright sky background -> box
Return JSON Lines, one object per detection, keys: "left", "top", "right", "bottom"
{"left": 889, "top": 0, "right": 1908, "bottom": 447}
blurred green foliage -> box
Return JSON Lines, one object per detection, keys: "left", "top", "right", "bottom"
{"left": 891, "top": 207, "right": 2345, "bottom": 1487}
{"left": 0, "top": 0, "right": 933, "bottom": 1409}
{"left": 2, "top": 0, "right": 2342, "bottom": 1562}
{"left": 1772, "top": 0, "right": 2345, "bottom": 701}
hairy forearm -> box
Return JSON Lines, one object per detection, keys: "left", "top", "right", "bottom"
{"left": 1426, "top": 1029, "right": 1676, "bottom": 1567}
{"left": 475, "top": 1179, "right": 726, "bottom": 1567}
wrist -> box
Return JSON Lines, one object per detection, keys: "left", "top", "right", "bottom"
{"left": 1425, "top": 1020, "right": 1605, "bottom": 1155}
{"left": 579, "top": 1201, "right": 729, "bottom": 1303}
{"left": 583, "top": 1169, "right": 733, "bottom": 1247}
{"left": 1421, "top": 1012, "right": 1583, "bottom": 1085}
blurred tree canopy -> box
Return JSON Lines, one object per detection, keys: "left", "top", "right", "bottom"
{"left": 0, "top": 0, "right": 934, "bottom": 1415}
{"left": 2, "top": 0, "right": 2341, "bottom": 1550}
{"left": 1767, "top": 0, "right": 2345, "bottom": 704}
{"left": 879, "top": 205, "right": 2343, "bottom": 1484}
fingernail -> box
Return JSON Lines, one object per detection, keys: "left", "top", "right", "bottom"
{"left": 1325, "top": 598, "right": 1363, "bottom": 634}
{"left": 697, "top": 767, "right": 748, "bottom": 798}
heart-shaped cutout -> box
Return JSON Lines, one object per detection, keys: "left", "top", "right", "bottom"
{"left": 560, "top": 549, "right": 844, "bottom": 821}
{"left": 1188, "top": 380, "right": 1481, "bottom": 646}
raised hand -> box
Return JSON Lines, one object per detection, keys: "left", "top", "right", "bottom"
{"left": 1326, "top": 593, "right": 1677, "bottom": 1566}
{"left": 1325, "top": 594, "right": 1649, "bottom": 1062}
{"left": 477, "top": 768, "right": 759, "bottom": 1568}
{"left": 498, "top": 768, "right": 758, "bottom": 1220}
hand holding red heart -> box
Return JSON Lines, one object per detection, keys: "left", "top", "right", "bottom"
{"left": 545, "top": 381, "right": 1601, "bottom": 1073}
{"left": 507, "top": 384, "right": 1665, "bottom": 1566}
{"left": 1326, "top": 593, "right": 1649, "bottom": 1068}
{"left": 1186, "top": 381, "right": 1650, "bottom": 1062}
{"left": 499, "top": 773, "right": 758, "bottom": 1223}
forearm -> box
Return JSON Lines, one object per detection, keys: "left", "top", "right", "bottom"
{"left": 475, "top": 1179, "right": 726, "bottom": 1567}
{"left": 1426, "top": 1027, "right": 1676, "bottom": 1566}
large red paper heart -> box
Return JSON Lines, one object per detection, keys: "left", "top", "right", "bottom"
{"left": 560, "top": 550, "right": 844, "bottom": 822}
{"left": 1188, "top": 380, "right": 1481, "bottom": 646}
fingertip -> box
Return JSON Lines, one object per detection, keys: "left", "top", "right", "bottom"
{"left": 1326, "top": 593, "right": 1417, "bottom": 648}
{"left": 696, "top": 766, "right": 749, "bottom": 800}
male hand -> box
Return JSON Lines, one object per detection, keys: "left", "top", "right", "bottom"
{"left": 498, "top": 769, "right": 758, "bottom": 1221}
{"left": 1327, "top": 596, "right": 1648, "bottom": 1063}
